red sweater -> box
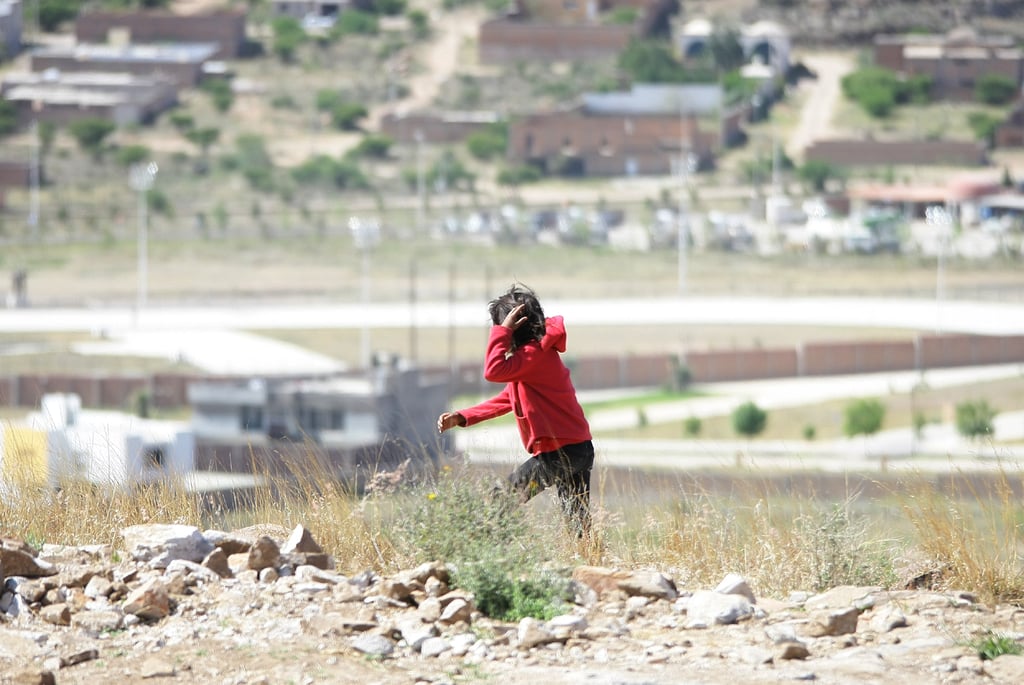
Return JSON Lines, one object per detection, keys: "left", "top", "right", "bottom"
{"left": 458, "top": 316, "right": 592, "bottom": 456}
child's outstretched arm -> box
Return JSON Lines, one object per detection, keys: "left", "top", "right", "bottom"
{"left": 437, "top": 411, "right": 465, "bottom": 434}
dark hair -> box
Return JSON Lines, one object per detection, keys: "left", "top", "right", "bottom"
{"left": 488, "top": 283, "right": 546, "bottom": 348}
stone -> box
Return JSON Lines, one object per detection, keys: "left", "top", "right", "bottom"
{"left": 83, "top": 575, "right": 113, "bottom": 599}
{"left": 139, "top": 656, "right": 177, "bottom": 678}
{"left": 518, "top": 617, "right": 558, "bottom": 649}
{"left": 351, "top": 633, "right": 394, "bottom": 657}
{"left": 777, "top": 641, "right": 811, "bottom": 660}
{"left": 38, "top": 603, "right": 70, "bottom": 626}
{"left": 281, "top": 524, "right": 324, "bottom": 555}
{"left": 121, "top": 524, "right": 214, "bottom": 569}
{"left": 123, "top": 578, "right": 171, "bottom": 620}
{"left": 0, "top": 544, "right": 57, "bottom": 578}
{"left": 683, "top": 589, "right": 754, "bottom": 627}
{"left": 804, "top": 606, "right": 860, "bottom": 637}
{"left": 420, "top": 636, "right": 451, "bottom": 657}
{"left": 200, "top": 547, "right": 233, "bottom": 578}
{"left": 985, "top": 654, "right": 1024, "bottom": 682}
{"left": 247, "top": 536, "right": 281, "bottom": 572}
{"left": 714, "top": 573, "right": 756, "bottom": 604}
{"left": 571, "top": 566, "right": 631, "bottom": 599}
{"left": 804, "top": 585, "right": 881, "bottom": 612}
{"left": 618, "top": 570, "right": 677, "bottom": 601}
{"left": 4, "top": 668, "right": 56, "bottom": 685}
{"left": 438, "top": 597, "right": 472, "bottom": 625}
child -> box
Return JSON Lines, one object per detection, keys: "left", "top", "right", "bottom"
{"left": 437, "top": 283, "right": 594, "bottom": 538}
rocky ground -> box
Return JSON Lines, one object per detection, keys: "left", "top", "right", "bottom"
{"left": 2, "top": 524, "right": 1024, "bottom": 685}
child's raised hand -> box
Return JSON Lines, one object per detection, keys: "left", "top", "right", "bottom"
{"left": 501, "top": 304, "right": 528, "bottom": 330}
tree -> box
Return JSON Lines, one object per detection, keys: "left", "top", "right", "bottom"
{"left": 330, "top": 102, "right": 368, "bottom": 131}
{"left": 69, "top": 118, "right": 116, "bottom": 160}
{"left": 955, "top": 400, "right": 997, "bottom": 441}
{"left": 798, "top": 160, "right": 844, "bottom": 193}
{"left": 466, "top": 122, "right": 508, "bottom": 161}
{"left": 967, "top": 112, "right": 1002, "bottom": 147}
{"left": 976, "top": 74, "right": 1018, "bottom": 106}
{"left": 201, "top": 79, "right": 234, "bottom": 113}
{"left": 407, "top": 9, "right": 430, "bottom": 39}
{"left": 0, "top": 100, "right": 17, "bottom": 136}
{"left": 707, "top": 28, "right": 745, "bottom": 73}
{"left": 38, "top": 0, "right": 79, "bottom": 32}
{"left": 732, "top": 401, "right": 767, "bottom": 439}
{"left": 618, "top": 39, "right": 689, "bottom": 83}
{"left": 843, "top": 398, "right": 885, "bottom": 439}
{"left": 271, "top": 16, "right": 306, "bottom": 63}
{"left": 349, "top": 134, "right": 393, "bottom": 159}
{"left": 115, "top": 144, "right": 150, "bottom": 167}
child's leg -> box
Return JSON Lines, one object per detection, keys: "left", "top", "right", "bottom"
{"left": 508, "top": 456, "right": 548, "bottom": 502}
{"left": 552, "top": 441, "right": 594, "bottom": 538}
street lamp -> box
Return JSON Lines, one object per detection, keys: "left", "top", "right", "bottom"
{"left": 129, "top": 162, "right": 158, "bottom": 321}
{"left": 925, "top": 204, "right": 952, "bottom": 334}
{"left": 349, "top": 216, "right": 380, "bottom": 370}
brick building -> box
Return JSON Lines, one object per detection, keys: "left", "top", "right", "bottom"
{"left": 75, "top": 9, "right": 248, "bottom": 59}
{"left": 874, "top": 27, "right": 1024, "bottom": 101}
{"left": 1, "top": 71, "right": 178, "bottom": 127}
{"left": 508, "top": 108, "right": 717, "bottom": 176}
{"left": 30, "top": 43, "right": 219, "bottom": 89}
{"left": 379, "top": 110, "right": 498, "bottom": 145}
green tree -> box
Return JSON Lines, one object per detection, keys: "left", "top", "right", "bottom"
{"left": 0, "top": 100, "right": 17, "bottom": 136}
{"left": 497, "top": 165, "right": 542, "bottom": 187}
{"left": 349, "top": 133, "right": 393, "bottom": 159}
{"left": 332, "top": 10, "right": 379, "bottom": 37}
{"left": 732, "top": 401, "right": 767, "bottom": 439}
{"left": 606, "top": 6, "right": 638, "bottom": 25}
{"left": 271, "top": 16, "right": 306, "bottom": 63}
{"left": 233, "top": 134, "right": 274, "bottom": 190}
{"left": 466, "top": 122, "right": 508, "bottom": 161}
{"left": 186, "top": 127, "right": 220, "bottom": 170}
{"left": 798, "top": 159, "right": 844, "bottom": 192}
{"left": 618, "top": 39, "right": 689, "bottom": 83}
{"left": 407, "top": 9, "right": 430, "bottom": 39}
{"left": 955, "top": 399, "right": 997, "bottom": 441}
{"left": 967, "top": 112, "right": 1002, "bottom": 147}
{"left": 201, "top": 79, "right": 234, "bottom": 113}
{"left": 115, "top": 144, "right": 150, "bottom": 167}
{"left": 69, "top": 118, "right": 116, "bottom": 160}
{"left": 976, "top": 74, "right": 1018, "bottom": 106}
{"left": 330, "top": 102, "right": 367, "bottom": 131}
{"left": 375, "top": 0, "right": 406, "bottom": 15}
{"left": 707, "top": 27, "right": 746, "bottom": 73}
{"left": 38, "top": 0, "right": 80, "bottom": 32}
{"left": 843, "top": 398, "right": 885, "bottom": 438}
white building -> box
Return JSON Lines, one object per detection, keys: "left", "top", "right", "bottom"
{"left": 0, "top": 393, "right": 194, "bottom": 491}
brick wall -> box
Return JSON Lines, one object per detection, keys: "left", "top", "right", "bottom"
{"left": 479, "top": 19, "right": 636, "bottom": 63}
{"left": 801, "top": 340, "right": 917, "bottom": 376}
{"left": 75, "top": 10, "right": 247, "bottom": 59}
{"left": 2, "top": 333, "right": 1022, "bottom": 410}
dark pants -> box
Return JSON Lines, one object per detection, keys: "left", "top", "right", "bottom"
{"left": 508, "top": 440, "right": 594, "bottom": 538}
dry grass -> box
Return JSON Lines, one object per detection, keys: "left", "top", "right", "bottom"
{"left": 6, "top": 446, "right": 1023, "bottom": 603}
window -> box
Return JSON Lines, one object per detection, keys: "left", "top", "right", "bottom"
{"left": 240, "top": 405, "right": 263, "bottom": 431}
{"left": 145, "top": 448, "right": 165, "bottom": 469}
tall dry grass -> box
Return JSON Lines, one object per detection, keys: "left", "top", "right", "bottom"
{"left": 3, "top": 443, "right": 1024, "bottom": 604}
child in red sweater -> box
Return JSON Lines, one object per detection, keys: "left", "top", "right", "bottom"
{"left": 437, "top": 284, "right": 594, "bottom": 538}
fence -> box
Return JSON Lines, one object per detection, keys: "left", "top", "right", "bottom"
{"left": 2, "top": 333, "right": 1021, "bottom": 411}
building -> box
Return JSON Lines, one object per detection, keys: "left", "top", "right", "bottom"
{"left": 2, "top": 70, "right": 179, "bottom": 127}
{"left": 30, "top": 42, "right": 220, "bottom": 89}
{"left": 0, "top": 0, "right": 21, "bottom": 61}
{"left": 679, "top": 18, "right": 792, "bottom": 75}
{"left": 874, "top": 27, "right": 1024, "bottom": 102}
{"left": 187, "top": 362, "right": 450, "bottom": 481}
{"left": 75, "top": 9, "right": 248, "bottom": 59}
{"left": 379, "top": 109, "right": 499, "bottom": 145}
{"left": 507, "top": 83, "right": 749, "bottom": 176}
{"left": 0, "top": 393, "right": 194, "bottom": 491}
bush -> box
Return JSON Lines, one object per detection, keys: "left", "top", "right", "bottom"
{"left": 843, "top": 398, "right": 885, "bottom": 438}
{"left": 731, "top": 401, "right": 767, "bottom": 439}
{"left": 976, "top": 74, "right": 1018, "bottom": 106}
{"left": 465, "top": 123, "right": 508, "bottom": 161}
{"left": 683, "top": 416, "right": 702, "bottom": 437}
{"left": 955, "top": 399, "right": 997, "bottom": 441}
{"left": 391, "top": 469, "right": 570, "bottom": 619}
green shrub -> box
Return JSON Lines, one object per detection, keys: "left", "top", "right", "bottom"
{"left": 843, "top": 398, "right": 885, "bottom": 438}
{"left": 732, "top": 401, "right": 767, "bottom": 439}
{"left": 955, "top": 399, "right": 997, "bottom": 441}
{"left": 803, "top": 424, "right": 816, "bottom": 441}
{"left": 683, "top": 416, "right": 702, "bottom": 437}
{"left": 966, "top": 631, "right": 1023, "bottom": 660}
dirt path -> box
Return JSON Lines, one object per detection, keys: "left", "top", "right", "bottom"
{"left": 785, "top": 52, "right": 855, "bottom": 162}
{"left": 366, "top": 5, "right": 487, "bottom": 129}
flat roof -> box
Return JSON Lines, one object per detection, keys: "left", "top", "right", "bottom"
{"left": 32, "top": 42, "right": 220, "bottom": 64}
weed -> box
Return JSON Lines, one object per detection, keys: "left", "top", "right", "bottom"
{"left": 964, "top": 630, "right": 1023, "bottom": 660}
